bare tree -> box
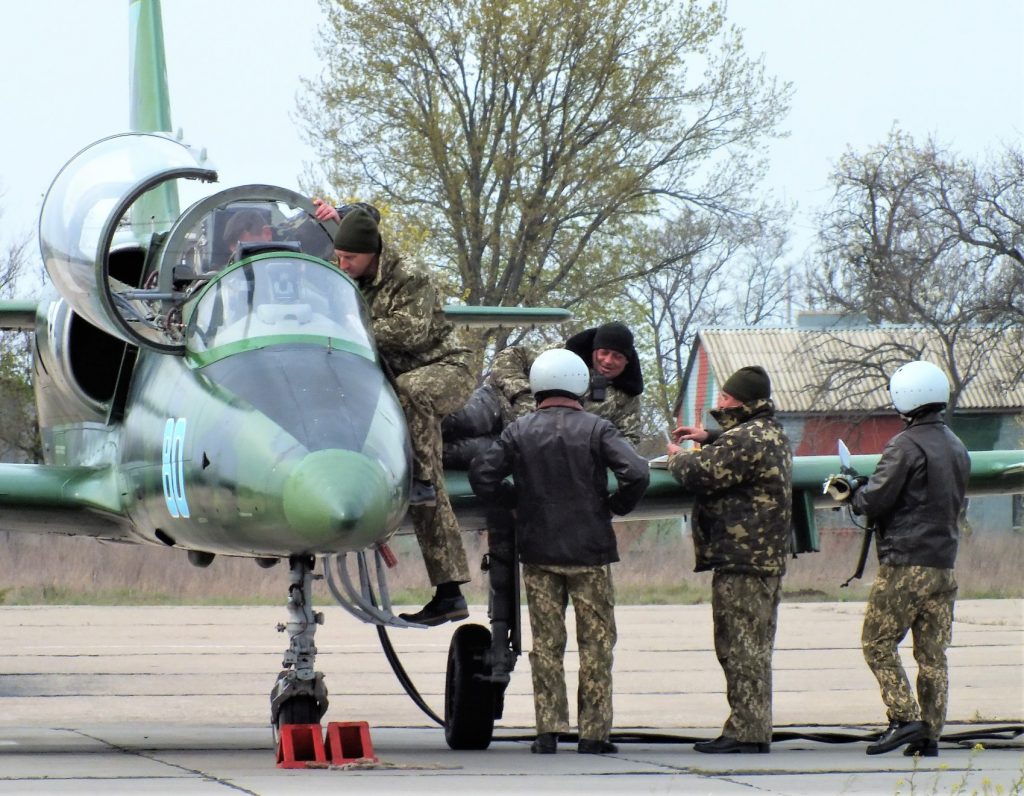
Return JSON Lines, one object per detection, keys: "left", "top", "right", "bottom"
{"left": 806, "top": 129, "right": 1024, "bottom": 417}
{"left": 627, "top": 204, "right": 792, "bottom": 425}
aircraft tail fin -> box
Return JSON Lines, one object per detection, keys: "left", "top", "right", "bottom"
{"left": 129, "top": 0, "right": 173, "bottom": 135}
{"left": 128, "top": 0, "right": 180, "bottom": 222}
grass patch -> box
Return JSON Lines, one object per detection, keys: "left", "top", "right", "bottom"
{"left": 0, "top": 523, "right": 1020, "bottom": 606}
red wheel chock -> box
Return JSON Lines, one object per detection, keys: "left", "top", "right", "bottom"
{"left": 325, "top": 721, "right": 378, "bottom": 764}
{"left": 275, "top": 723, "right": 327, "bottom": 768}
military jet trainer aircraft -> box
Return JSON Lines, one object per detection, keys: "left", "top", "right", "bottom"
{"left": 1, "top": 0, "right": 1022, "bottom": 753}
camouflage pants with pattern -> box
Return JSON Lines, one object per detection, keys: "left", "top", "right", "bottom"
{"left": 523, "top": 563, "right": 617, "bottom": 741}
{"left": 396, "top": 360, "right": 473, "bottom": 586}
{"left": 712, "top": 571, "right": 781, "bottom": 744}
{"left": 862, "top": 564, "right": 957, "bottom": 740}
{"left": 407, "top": 493, "right": 469, "bottom": 586}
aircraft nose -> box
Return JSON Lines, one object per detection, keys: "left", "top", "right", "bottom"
{"left": 283, "top": 449, "right": 394, "bottom": 550}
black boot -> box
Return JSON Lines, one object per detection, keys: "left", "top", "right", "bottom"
{"left": 903, "top": 737, "right": 939, "bottom": 757}
{"left": 578, "top": 739, "right": 618, "bottom": 754}
{"left": 693, "top": 736, "right": 770, "bottom": 754}
{"left": 866, "top": 720, "right": 927, "bottom": 755}
{"left": 398, "top": 583, "right": 468, "bottom": 626}
{"left": 531, "top": 733, "right": 557, "bottom": 754}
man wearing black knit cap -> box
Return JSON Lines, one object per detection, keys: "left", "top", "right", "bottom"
{"left": 666, "top": 365, "right": 792, "bottom": 754}
{"left": 331, "top": 207, "right": 475, "bottom": 627}
{"left": 486, "top": 321, "right": 644, "bottom": 445}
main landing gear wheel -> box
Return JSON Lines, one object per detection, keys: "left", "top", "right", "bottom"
{"left": 444, "top": 623, "right": 497, "bottom": 750}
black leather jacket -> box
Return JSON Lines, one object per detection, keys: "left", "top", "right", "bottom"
{"left": 851, "top": 411, "right": 970, "bottom": 569}
{"left": 469, "top": 405, "right": 650, "bottom": 566}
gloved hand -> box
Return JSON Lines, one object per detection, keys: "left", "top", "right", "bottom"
{"left": 823, "top": 474, "right": 868, "bottom": 502}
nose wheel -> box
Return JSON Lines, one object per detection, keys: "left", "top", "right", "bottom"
{"left": 270, "top": 555, "right": 329, "bottom": 735}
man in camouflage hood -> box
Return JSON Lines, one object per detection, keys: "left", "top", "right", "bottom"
{"left": 666, "top": 365, "right": 792, "bottom": 754}
{"left": 332, "top": 207, "right": 474, "bottom": 626}
{"left": 486, "top": 321, "right": 644, "bottom": 445}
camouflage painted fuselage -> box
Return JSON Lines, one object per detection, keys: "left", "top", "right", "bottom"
{"left": 34, "top": 254, "right": 412, "bottom": 558}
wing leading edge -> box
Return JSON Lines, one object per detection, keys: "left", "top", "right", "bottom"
{"left": 444, "top": 449, "right": 1024, "bottom": 529}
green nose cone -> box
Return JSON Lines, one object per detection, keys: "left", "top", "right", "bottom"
{"left": 283, "top": 449, "right": 393, "bottom": 550}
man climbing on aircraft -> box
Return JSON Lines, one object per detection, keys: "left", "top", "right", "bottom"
{"left": 442, "top": 321, "right": 645, "bottom": 470}
{"left": 330, "top": 206, "right": 475, "bottom": 626}
{"left": 833, "top": 360, "right": 970, "bottom": 758}
{"left": 469, "top": 348, "right": 649, "bottom": 755}
{"left": 490, "top": 321, "right": 644, "bottom": 444}
{"left": 666, "top": 365, "right": 792, "bottom": 754}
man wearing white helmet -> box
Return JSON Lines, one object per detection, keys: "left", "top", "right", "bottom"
{"left": 469, "top": 349, "right": 650, "bottom": 756}
{"left": 841, "top": 361, "right": 970, "bottom": 757}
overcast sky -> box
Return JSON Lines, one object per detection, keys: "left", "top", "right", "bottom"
{"left": 1, "top": 0, "right": 1022, "bottom": 266}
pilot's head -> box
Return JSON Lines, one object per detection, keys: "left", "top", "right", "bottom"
{"left": 332, "top": 207, "right": 382, "bottom": 281}
{"left": 223, "top": 209, "right": 273, "bottom": 252}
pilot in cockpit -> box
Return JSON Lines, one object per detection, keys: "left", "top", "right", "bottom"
{"left": 222, "top": 209, "right": 274, "bottom": 264}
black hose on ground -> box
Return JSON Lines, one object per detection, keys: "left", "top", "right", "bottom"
{"left": 372, "top": 623, "right": 1024, "bottom": 750}
{"left": 376, "top": 624, "right": 445, "bottom": 727}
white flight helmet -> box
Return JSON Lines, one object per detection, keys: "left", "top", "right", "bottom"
{"left": 888, "top": 360, "right": 950, "bottom": 414}
{"left": 529, "top": 348, "right": 590, "bottom": 398}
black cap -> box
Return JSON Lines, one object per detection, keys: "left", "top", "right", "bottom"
{"left": 721, "top": 365, "right": 771, "bottom": 402}
{"left": 333, "top": 207, "right": 382, "bottom": 253}
{"left": 592, "top": 322, "right": 634, "bottom": 356}
{"left": 564, "top": 322, "right": 644, "bottom": 397}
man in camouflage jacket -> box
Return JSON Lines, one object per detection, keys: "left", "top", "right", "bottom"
{"left": 487, "top": 321, "right": 645, "bottom": 445}
{"left": 331, "top": 207, "right": 474, "bottom": 626}
{"left": 667, "top": 365, "right": 792, "bottom": 754}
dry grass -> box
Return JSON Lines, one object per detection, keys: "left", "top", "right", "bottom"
{"left": 0, "top": 522, "right": 1021, "bottom": 606}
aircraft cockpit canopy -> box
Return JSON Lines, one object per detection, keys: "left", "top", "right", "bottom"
{"left": 39, "top": 132, "right": 340, "bottom": 355}
{"left": 183, "top": 254, "right": 375, "bottom": 365}
{"left": 159, "top": 188, "right": 337, "bottom": 283}
{"left": 39, "top": 132, "right": 217, "bottom": 353}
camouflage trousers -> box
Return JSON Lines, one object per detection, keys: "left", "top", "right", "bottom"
{"left": 396, "top": 361, "right": 473, "bottom": 586}
{"left": 862, "top": 564, "right": 957, "bottom": 739}
{"left": 407, "top": 491, "right": 470, "bottom": 586}
{"left": 395, "top": 360, "right": 474, "bottom": 482}
{"left": 711, "top": 571, "right": 781, "bottom": 744}
{"left": 522, "top": 563, "right": 617, "bottom": 741}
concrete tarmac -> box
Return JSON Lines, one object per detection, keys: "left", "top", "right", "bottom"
{"left": 1, "top": 601, "right": 1021, "bottom": 794}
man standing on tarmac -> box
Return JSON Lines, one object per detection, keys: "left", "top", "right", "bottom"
{"left": 832, "top": 360, "right": 970, "bottom": 757}
{"left": 667, "top": 365, "right": 792, "bottom": 754}
{"left": 470, "top": 349, "right": 649, "bottom": 755}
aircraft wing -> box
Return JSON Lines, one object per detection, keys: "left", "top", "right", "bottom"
{"left": 0, "top": 463, "right": 134, "bottom": 540}
{"left": 444, "top": 449, "right": 1024, "bottom": 551}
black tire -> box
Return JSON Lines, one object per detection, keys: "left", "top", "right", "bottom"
{"left": 277, "top": 695, "right": 320, "bottom": 726}
{"left": 444, "top": 623, "right": 495, "bottom": 750}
